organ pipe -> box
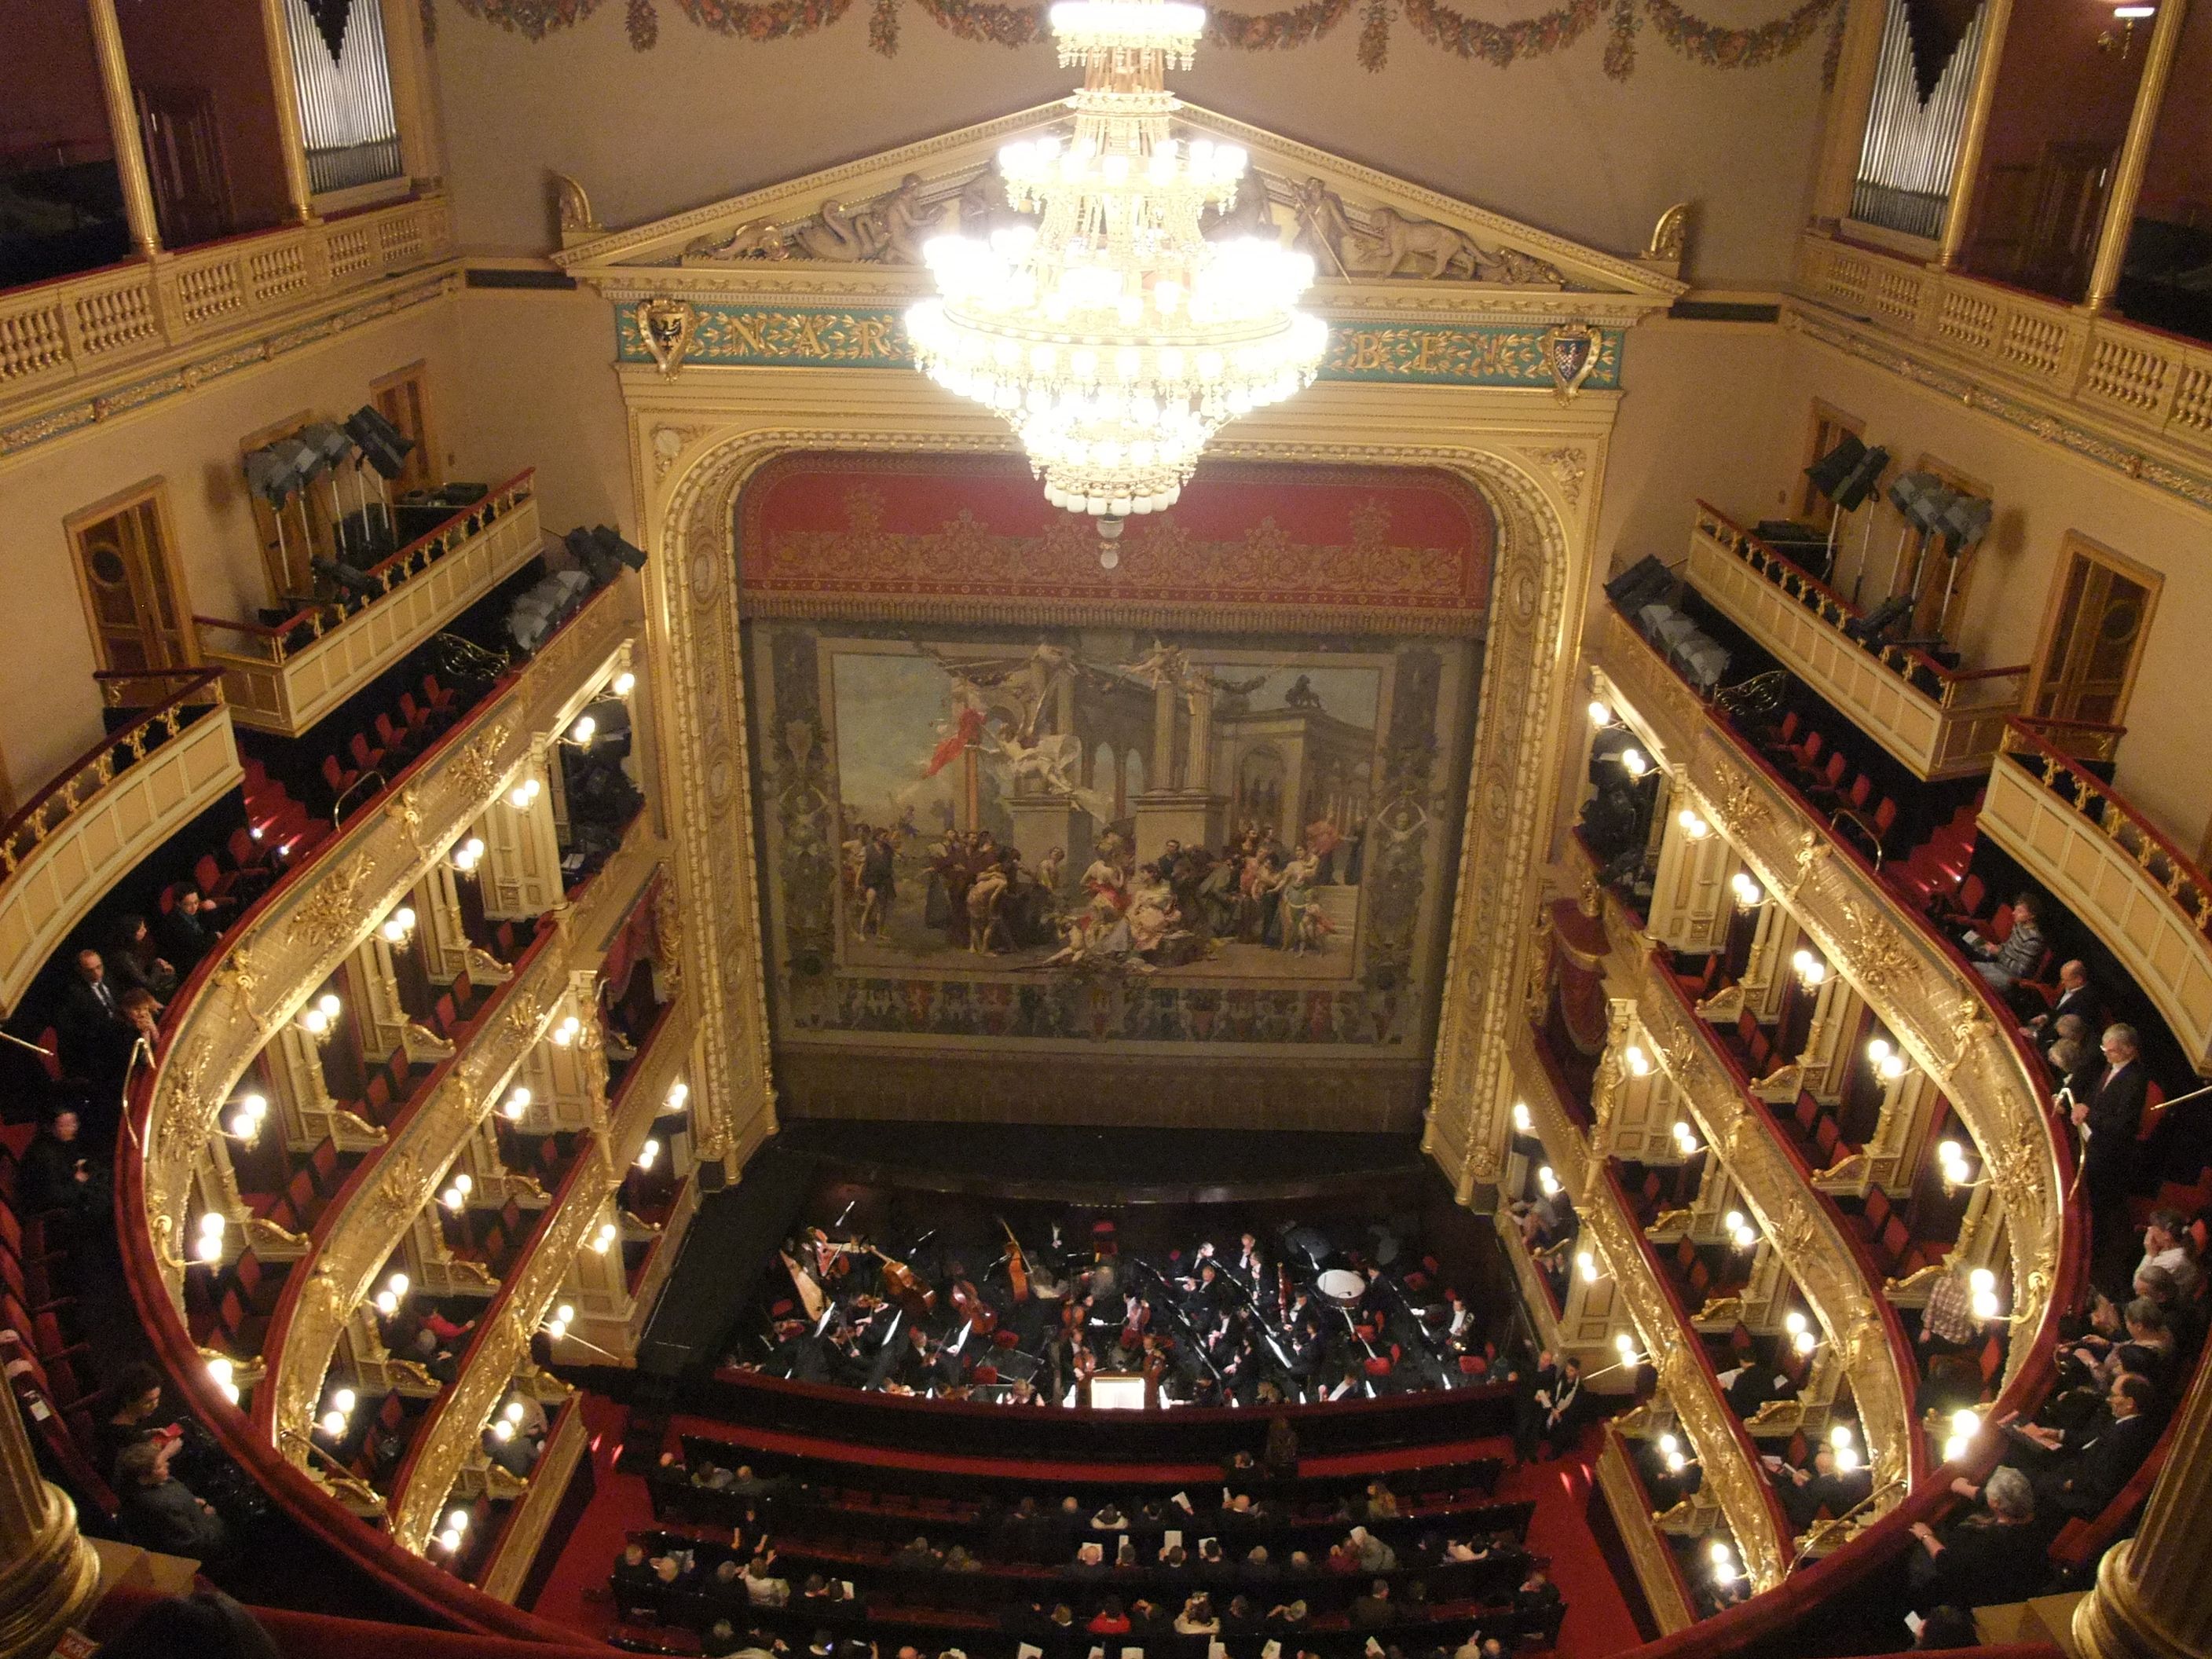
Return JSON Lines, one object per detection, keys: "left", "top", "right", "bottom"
{"left": 281, "top": 0, "right": 401, "bottom": 194}
{"left": 1851, "top": 0, "right": 1987, "bottom": 240}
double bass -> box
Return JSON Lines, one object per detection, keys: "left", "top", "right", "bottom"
{"left": 999, "top": 1216, "right": 1031, "bottom": 1303}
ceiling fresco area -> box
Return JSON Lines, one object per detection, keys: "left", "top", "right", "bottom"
{"left": 735, "top": 455, "right": 1490, "bottom": 1129}
{"left": 429, "top": 0, "right": 1841, "bottom": 287}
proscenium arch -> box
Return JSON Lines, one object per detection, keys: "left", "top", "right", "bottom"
{"left": 636, "top": 380, "right": 1602, "bottom": 1203}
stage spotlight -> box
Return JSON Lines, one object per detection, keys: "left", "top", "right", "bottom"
{"left": 345, "top": 405, "right": 416, "bottom": 480}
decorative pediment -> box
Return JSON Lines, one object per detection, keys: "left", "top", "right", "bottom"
{"left": 555, "top": 102, "right": 1687, "bottom": 324}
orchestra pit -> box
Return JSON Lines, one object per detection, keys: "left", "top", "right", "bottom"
{"left": 2, "top": 3, "right": 2211, "bottom": 1659}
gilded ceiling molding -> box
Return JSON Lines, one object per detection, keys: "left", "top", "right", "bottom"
{"left": 448, "top": 0, "right": 1844, "bottom": 78}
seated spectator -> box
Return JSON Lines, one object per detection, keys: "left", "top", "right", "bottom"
{"left": 1348, "top": 1580, "right": 1393, "bottom": 1629}
{"left": 94, "top": 1362, "right": 171, "bottom": 1483}
{"left": 943, "top": 1544, "right": 981, "bottom": 1573}
{"left": 2065, "top": 1302, "right": 2178, "bottom": 1398}
{"left": 2021, "top": 961, "right": 2095, "bottom": 1049}
{"left": 158, "top": 888, "right": 224, "bottom": 974}
{"left": 892, "top": 1535, "right": 942, "bottom": 1571}
{"left": 1092, "top": 1500, "right": 1129, "bottom": 1531}
{"left": 653, "top": 1547, "right": 696, "bottom": 1588}
{"left": 1173, "top": 1594, "right": 1220, "bottom": 1635}
{"left": 1906, "top": 1467, "right": 2043, "bottom": 1609}
{"left": 2048, "top": 1031, "right": 2087, "bottom": 1078}
{"left": 1348, "top": 1525, "right": 1398, "bottom": 1573}
{"left": 712, "top": 1558, "right": 745, "bottom": 1594}
{"left": 17, "top": 1105, "right": 108, "bottom": 1232}
{"left": 118, "top": 1437, "right": 229, "bottom": 1560}
{"left": 1362, "top": 1481, "right": 1400, "bottom": 1520}
{"left": 2137, "top": 1210, "right": 2200, "bottom": 1300}
{"left": 1968, "top": 893, "right": 2044, "bottom": 994}
{"left": 1088, "top": 1598, "right": 1132, "bottom": 1636}
{"left": 744, "top": 1555, "right": 791, "bottom": 1606}
{"left": 2134, "top": 1265, "right": 2204, "bottom": 1360}
{"left": 1919, "top": 1262, "right": 1986, "bottom": 1358}
{"left": 107, "top": 914, "right": 176, "bottom": 1001}
{"left": 89, "top": 1590, "right": 280, "bottom": 1659}
{"left": 1514, "top": 1569, "right": 1563, "bottom": 1619}
{"left": 1265, "top": 1598, "right": 1309, "bottom": 1630}
{"left": 1765, "top": 1441, "right": 1872, "bottom": 1533}
{"left": 2016, "top": 1373, "right": 2162, "bottom": 1518}
{"left": 1244, "top": 1544, "right": 1277, "bottom": 1584}
{"left": 1071, "top": 1540, "right": 1110, "bottom": 1580}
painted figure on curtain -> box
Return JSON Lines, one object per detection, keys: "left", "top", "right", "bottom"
{"left": 746, "top": 619, "right": 1480, "bottom": 1056}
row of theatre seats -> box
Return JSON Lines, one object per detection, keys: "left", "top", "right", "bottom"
{"left": 611, "top": 1434, "right": 1555, "bottom": 1658}
{"left": 314, "top": 672, "right": 468, "bottom": 814}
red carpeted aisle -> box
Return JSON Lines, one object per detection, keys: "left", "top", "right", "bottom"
{"left": 528, "top": 1402, "right": 1643, "bottom": 1659}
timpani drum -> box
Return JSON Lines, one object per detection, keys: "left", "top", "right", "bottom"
{"left": 1317, "top": 1268, "right": 1368, "bottom": 1308}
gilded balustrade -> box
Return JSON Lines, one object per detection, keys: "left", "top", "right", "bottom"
{"left": 1591, "top": 606, "right": 2070, "bottom": 1375}
{"left": 136, "top": 579, "right": 639, "bottom": 1305}
{"left": 1594, "top": 1428, "right": 1697, "bottom": 1634}
{"left": 1793, "top": 230, "right": 2212, "bottom": 467}
{"left": 1981, "top": 721, "right": 2212, "bottom": 1074}
{"left": 1580, "top": 1164, "right": 1796, "bottom": 1593}
{"left": 1632, "top": 954, "right": 1921, "bottom": 1507}
{"left": 478, "top": 1395, "right": 590, "bottom": 1602}
{"left": 1684, "top": 505, "right": 2026, "bottom": 782}
{"left": 0, "top": 196, "right": 452, "bottom": 412}
{"left": 197, "top": 474, "right": 542, "bottom": 737}
{"left": 0, "top": 671, "right": 236, "bottom": 1015}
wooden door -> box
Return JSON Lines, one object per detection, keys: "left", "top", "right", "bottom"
{"left": 66, "top": 484, "right": 197, "bottom": 674}
{"left": 135, "top": 83, "right": 234, "bottom": 247}
{"left": 2029, "top": 536, "right": 2161, "bottom": 726}
{"left": 371, "top": 363, "right": 440, "bottom": 494}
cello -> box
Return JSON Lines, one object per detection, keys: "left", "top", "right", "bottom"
{"left": 866, "top": 1246, "right": 938, "bottom": 1322}
{"left": 999, "top": 1216, "right": 1032, "bottom": 1304}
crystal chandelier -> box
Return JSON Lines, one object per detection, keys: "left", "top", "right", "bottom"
{"left": 906, "top": 0, "right": 1326, "bottom": 542}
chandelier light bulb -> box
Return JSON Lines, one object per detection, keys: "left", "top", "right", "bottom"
{"left": 1784, "top": 1310, "right": 1807, "bottom": 1335}
{"left": 332, "top": 1387, "right": 357, "bottom": 1415}
{"left": 1734, "top": 1223, "right": 1758, "bottom": 1250}
{"left": 229, "top": 1110, "right": 255, "bottom": 1139}
{"left": 1657, "top": 1433, "right": 1679, "bottom": 1456}
{"left": 318, "top": 992, "right": 342, "bottom": 1019}
{"left": 1878, "top": 1053, "right": 1906, "bottom": 1081}
{"left": 1867, "top": 1038, "right": 1891, "bottom": 1064}
{"left": 300, "top": 1006, "right": 328, "bottom": 1036}
{"left": 1793, "top": 1328, "right": 1817, "bottom": 1354}
{"left": 322, "top": 1410, "right": 346, "bottom": 1436}
{"left": 555, "top": 1304, "right": 574, "bottom": 1325}
{"left": 1724, "top": 1210, "right": 1744, "bottom": 1233}
{"left": 242, "top": 1093, "right": 267, "bottom": 1120}
{"left": 1834, "top": 1442, "right": 1861, "bottom": 1473}
{"left": 491, "top": 1419, "right": 515, "bottom": 1442}
{"left": 909, "top": 0, "right": 1323, "bottom": 526}
{"left": 449, "top": 1509, "right": 471, "bottom": 1533}
{"left": 1709, "top": 1540, "right": 1733, "bottom": 1565}
{"left": 504, "top": 1400, "right": 526, "bottom": 1424}
{"left": 1830, "top": 1423, "right": 1854, "bottom": 1448}
{"left": 375, "top": 1291, "right": 398, "bottom": 1317}
{"left": 438, "top": 1528, "right": 462, "bottom": 1554}
{"left": 1665, "top": 1449, "right": 1686, "bottom": 1473}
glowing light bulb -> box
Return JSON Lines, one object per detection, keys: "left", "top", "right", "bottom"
{"left": 1624, "top": 1045, "right": 1652, "bottom": 1076}
{"left": 1511, "top": 1101, "right": 1532, "bottom": 1135}
{"left": 318, "top": 993, "right": 341, "bottom": 1019}
{"left": 454, "top": 1172, "right": 472, "bottom": 1195}
{"left": 1939, "top": 1140, "right": 1962, "bottom": 1165}
{"left": 1731, "top": 873, "right": 1763, "bottom": 906}
{"left": 491, "top": 1419, "right": 515, "bottom": 1442}
{"left": 1709, "top": 1540, "right": 1733, "bottom": 1566}
{"left": 301, "top": 1007, "right": 328, "bottom": 1037}
{"left": 613, "top": 671, "right": 636, "bottom": 697}
{"left": 1725, "top": 1210, "right": 1745, "bottom": 1232}
{"left": 387, "top": 1273, "right": 410, "bottom": 1298}
{"left": 1830, "top": 1423, "right": 1854, "bottom": 1448}
{"left": 243, "top": 1093, "right": 268, "bottom": 1119}
{"left": 207, "top": 1357, "right": 234, "bottom": 1386}
{"left": 195, "top": 1230, "right": 222, "bottom": 1262}
{"left": 438, "top": 1528, "right": 462, "bottom": 1553}
{"left": 1615, "top": 1332, "right": 1637, "bottom": 1358}
{"left": 503, "top": 1401, "right": 525, "bottom": 1424}
{"left": 1834, "top": 1443, "right": 1860, "bottom": 1473}
{"left": 321, "top": 1410, "right": 346, "bottom": 1435}
{"left": 667, "top": 1081, "right": 690, "bottom": 1111}
{"left": 1793, "top": 1328, "right": 1816, "bottom": 1354}
{"left": 1536, "top": 1166, "right": 1560, "bottom": 1197}
{"left": 375, "top": 1291, "right": 398, "bottom": 1317}
{"left": 1576, "top": 1251, "right": 1597, "bottom": 1284}
{"left": 1735, "top": 1223, "right": 1758, "bottom": 1250}
{"left": 449, "top": 1509, "right": 470, "bottom": 1533}
{"left": 332, "top": 1387, "right": 357, "bottom": 1414}
{"left": 1676, "top": 808, "right": 1710, "bottom": 840}
{"left": 1621, "top": 748, "right": 1649, "bottom": 778}
{"left": 1588, "top": 700, "right": 1612, "bottom": 728}
{"left": 1784, "top": 1310, "right": 1807, "bottom": 1335}
{"left": 555, "top": 1304, "right": 574, "bottom": 1325}
{"left": 1657, "top": 1433, "right": 1679, "bottom": 1456}
{"left": 571, "top": 716, "right": 596, "bottom": 745}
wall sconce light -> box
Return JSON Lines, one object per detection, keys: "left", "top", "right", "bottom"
{"left": 437, "top": 1509, "right": 471, "bottom": 1554}
{"left": 1968, "top": 1266, "right": 2004, "bottom": 1321}
{"left": 452, "top": 836, "right": 486, "bottom": 875}
{"left": 568, "top": 715, "right": 598, "bottom": 747}
{"left": 1620, "top": 747, "right": 1650, "bottom": 779}
{"left": 1588, "top": 698, "right": 1617, "bottom": 729}
{"left": 1938, "top": 1139, "right": 1981, "bottom": 1194}
{"left": 543, "top": 1302, "right": 576, "bottom": 1340}
{"left": 226, "top": 1093, "right": 269, "bottom": 1143}
{"left": 1536, "top": 1165, "right": 1561, "bottom": 1198}
{"left": 1657, "top": 1430, "right": 1690, "bottom": 1474}
{"left": 206, "top": 1355, "right": 240, "bottom": 1405}
{"left": 635, "top": 1138, "right": 661, "bottom": 1171}
{"left": 611, "top": 670, "right": 637, "bottom": 698}
{"left": 1730, "top": 872, "right": 1765, "bottom": 910}
{"left": 1790, "top": 948, "right": 1826, "bottom": 988}
{"left": 379, "top": 906, "right": 419, "bottom": 946}
{"left": 1624, "top": 1044, "right": 1653, "bottom": 1077}
{"left": 1576, "top": 1249, "right": 1599, "bottom": 1284}
{"left": 551, "top": 1013, "right": 583, "bottom": 1047}
{"left": 1672, "top": 1119, "right": 1702, "bottom": 1155}
{"left": 506, "top": 778, "right": 542, "bottom": 811}
{"left": 1829, "top": 1422, "right": 1862, "bottom": 1474}
{"left": 194, "top": 1210, "right": 226, "bottom": 1263}
{"left": 592, "top": 1220, "right": 620, "bottom": 1254}
{"left": 666, "top": 1080, "right": 690, "bottom": 1112}
{"left": 2098, "top": 2, "right": 2155, "bottom": 56}
{"left": 319, "top": 1386, "right": 357, "bottom": 1440}
{"left": 1511, "top": 1101, "right": 1533, "bottom": 1136}
{"left": 1783, "top": 1309, "right": 1818, "bottom": 1355}
{"left": 500, "top": 1086, "right": 533, "bottom": 1122}
{"left": 1866, "top": 1037, "right": 1907, "bottom": 1082}
{"left": 298, "top": 991, "right": 342, "bottom": 1042}
{"left": 1709, "top": 1539, "right": 1739, "bottom": 1585}
{"left": 1614, "top": 1331, "right": 1643, "bottom": 1366}
{"left": 1724, "top": 1210, "right": 1759, "bottom": 1251}
{"left": 373, "top": 1270, "right": 410, "bottom": 1319}
{"left": 489, "top": 1400, "right": 526, "bottom": 1444}
{"left": 1943, "top": 1408, "right": 1981, "bottom": 1463}
{"left": 440, "top": 1171, "right": 474, "bottom": 1213}
{"left": 1675, "top": 808, "right": 1711, "bottom": 840}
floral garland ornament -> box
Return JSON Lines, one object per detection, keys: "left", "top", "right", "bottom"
{"left": 456, "top": 0, "right": 1848, "bottom": 79}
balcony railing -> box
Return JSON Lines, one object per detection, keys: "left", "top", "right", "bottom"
{"left": 1794, "top": 230, "right": 2212, "bottom": 459}
{"left": 1588, "top": 604, "right": 2078, "bottom": 1378}
{"left": 1636, "top": 950, "right": 1921, "bottom": 1503}
{"left": 1594, "top": 1427, "right": 1697, "bottom": 1633}
{"left": 0, "top": 196, "right": 452, "bottom": 407}
{"left": 0, "top": 670, "right": 237, "bottom": 1016}
{"left": 477, "top": 1393, "right": 589, "bottom": 1603}
{"left": 1981, "top": 720, "right": 2212, "bottom": 1072}
{"left": 196, "top": 471, "right": 540, "bottom": 736}
{"left": 1686, "top": 503, "right": 2027, "bottom": 781}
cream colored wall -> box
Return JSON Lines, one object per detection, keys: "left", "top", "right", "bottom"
{"left": 428, "top": 16, "right": 1832, "bottom": 289}
{"left": 1595, "top": 317, "right": 1798, "bottom": 576}
{"left": 0, "top": 302, "right": 463, "bottom": 795}
{"left": 1772, "top": 328, "right": 2212, "bottom": 851}
{"left": 446, "top": 287, "right": 634, "bottom": 537}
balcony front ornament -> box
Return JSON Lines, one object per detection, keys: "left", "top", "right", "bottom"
{"left": 292, "top": 850, "right": 382, "bottom": 958}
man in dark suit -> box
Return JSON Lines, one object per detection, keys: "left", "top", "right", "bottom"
{"left": 2023, "top": 1373, "right": 2161, "bottom": 1518}
{"left": 2069, "top": 1024, "right": 2151, "bottom": 1265}
{"left": 2023, "top": 961, "right": 2096, "bottom": 1052}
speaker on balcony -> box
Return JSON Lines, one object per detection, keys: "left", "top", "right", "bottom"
{"left": 1886, "top": 470, "right": 1957, "bottom": 531}
{"left": 1806, "top": 435, "right": 1891, "bottom": 512}
{"left": 1605, "top": 555, "right": 1675, "bottom": 615}
{"left": 565, "top": 526, "right": 624, "bottom": 587}
{"left": 244, "top": 446, "right": 305, "bottom": 507}
{"left": 1937, "top": 493, "right": 1993, "bottom": 548}
{"left": 344, "top": 405, "right": 416, "bottom": 480}
{"left": 591, "top": 524, "right": 649, "bottom": 573}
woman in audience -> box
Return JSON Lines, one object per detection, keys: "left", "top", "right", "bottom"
{"left": 1906, "top": 1467, "right": 2045, "bottom": 1610}
{"left": 1173, "top": 1593, "right": 1220, "bottom": 1635}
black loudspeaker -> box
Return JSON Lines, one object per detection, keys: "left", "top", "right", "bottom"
{"left": 1846, "top": 593, "right": 1915, "bottom": 643}
{"left": 1830, "top": 444, "right": 1889, "bottom": 511}
{"left": 1804, "top": 433, "right": 1866, "bottom": 500}
{"left": 1605, "top": 555, "right": 1674, "bottom": 614}
{"left": 345, "top": 405, "right": 416, "bottom": 480}
{"left": 591, "top": 524, "right": 649, "bottom": 572}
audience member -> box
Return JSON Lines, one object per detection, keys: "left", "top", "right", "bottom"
{"left": 16, "top": 1104, "right": 108, "bottom": 1233}
{"left": 118, "top": 1437, "right": 229, "bottom": 1560}
{"left": 2136, "top": 1210, "right": 2199, "bottom": 1299}
{"left": 1905, "top": 1467, "right": 2042, "bottom": 1610}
